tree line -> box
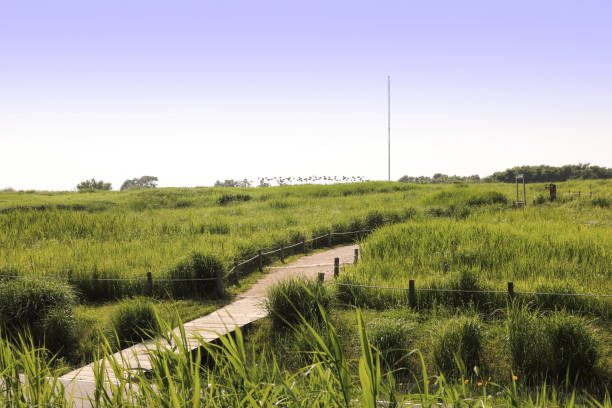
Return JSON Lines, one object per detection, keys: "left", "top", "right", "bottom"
{"left": 398, "top": 163, "right": 612, "bottom": 184}
{"left": 72, "top": 164, "right": 611, "bottom": 192}
{"left": 76, "top": 176, "right": 158, "bottom": 192}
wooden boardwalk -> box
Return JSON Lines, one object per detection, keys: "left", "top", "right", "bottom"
{"left": 59, "top": 244, "right": 358, "bottom": 405}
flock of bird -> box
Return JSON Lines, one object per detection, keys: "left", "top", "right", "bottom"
{"left": 257, "top": 175, "right": 367, "bottom": 186}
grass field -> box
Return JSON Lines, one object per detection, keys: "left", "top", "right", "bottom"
{"left": 1, "top": 180, "right": 611, "bottom": 405}
{"left": 2, "top": 180, "right": 609, "bottom": 299}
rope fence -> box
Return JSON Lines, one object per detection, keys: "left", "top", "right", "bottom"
{"left": 5, "top": 225, "right": 607, "bottom": 302}
{"left": 0, "top": 228, "right": 373, "bottom": 297}
{"left": 329, "top": 280, "right": 612, "bottom": 302}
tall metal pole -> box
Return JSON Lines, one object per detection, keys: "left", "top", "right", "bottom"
{"left": 387, "top": 75, "right": 391, "bottom": 182}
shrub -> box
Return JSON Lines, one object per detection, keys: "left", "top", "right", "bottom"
{"left": 111, "top": 297, "right": 161, "bottom": 346}
{"left": 364, "top": 210, "right": 385, "bottom": 229}
{"left": 76, "top": 178, "right": 112, "bottom": 192}
{"left": 265, "top": 278, "right": 333, "bottom": 331}
{"left": 217, "top": 194, "right": 251, "bottom": 205}
{"left": 425, "top": 205, "right": 470, "bottom": 219}
{"left": 367, "top": 318, "right": 413, "bottom": 370}
{"left": 433, "top": 316, "right": 483, "bottom": 378}
{"left": 0, "top": 278, "right": 76, "bottom": 353}
{"left": 420, "top": 269, "right": 495, "bottom": 310}
{"left": 506, "top": 305, "right": 551, "bottom": 382}
{"left": 533, "top": 283, "right": 589, "bottom": 312}
{"left": 166, "top": 252, "right": 225, "bottom": 298}
{"left": 336, "top": 274, "right": 399, "bottom": 309}
{"left": 42, "top": 308, "right": 77, "bottom": 354}
{"left": 401, "top": 206, "right": 418, "bottom": 220}
{"left": 445, "top": 269, "right": 491, "bottom": 308}
{"left": 592, "top": 197, "right": 610, "bottom": 208}
{"left": 546, "top": 312, "right": 599, "bottom": 381}
{"left": 507, "top": 307, "right": 600, "bottom": 383}
{"left": 465, "top": 191, "right": 508, "bottom": 206}
{"left": 533, "top": 194, "right": 547, "bottom": 205}
{"left": 269, "top": 199, "right": 293, "bottom": 209}
{"left": 198, "top": 221, "right": 230, "bottom": 235}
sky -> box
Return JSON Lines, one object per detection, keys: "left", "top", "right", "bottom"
{"left": 1, "top": 0, "right": 611, "bottom": 190}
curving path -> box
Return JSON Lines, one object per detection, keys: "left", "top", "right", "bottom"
{"left": 59, "top": 244, "right": 359, "bottom": 406}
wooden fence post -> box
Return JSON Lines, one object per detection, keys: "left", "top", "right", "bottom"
{"left": 318, "top": 272, "right": 325, "bottom": 283}
{"left": 280, "top": 244, "right": 285, "bottom": 263}
{"left": 334, "top": 257, "right": 340, "bottom": 278}
{"left": 234, "top": 257, "right": 240, "bottom": 284}
{"left": 302, "top": 238, "right": 306, "bottom": 254}
{"left": 258, "top": 250, "right": 263, "bottom": 272}
{"left": 507, "top": 282, "right": 514, "bottom": 301}
{"left": 354, "top": 248, "right": 359, "bottom": 264}
{"left": 216, "top": 268, "right": 225, "bottom": 297}
{"left": 146, "top": 272, "right": 152, "bottom": 296}
{"left": 328, "top": 230, "right": 332, "bottom": 246}
{"left": 409, "top": 279, "right": 416, "bottom": 308}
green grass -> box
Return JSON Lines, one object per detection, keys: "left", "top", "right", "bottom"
{"left": 336, "top": 182, "right": 612, "bottom": 315}
{"left": 0, "top": 179, "right": 610, "bottom": 395}
{"left": 2, "top": 180, "right": 608, "bottom": 301}
{"left": 2, "top": 310, "right": 609, "bottom": 407}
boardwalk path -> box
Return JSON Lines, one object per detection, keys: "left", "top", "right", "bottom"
{"left": 59, "top": 244, "right": 358, "bottom": 404}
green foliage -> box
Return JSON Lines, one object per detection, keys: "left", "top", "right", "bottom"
{"left": 398, "top": 174, "right": 481, "bottom": 184}
{"left": 490, "top": 163, "right": 612, "bottom": 183}
{"left": 427, "top": 269, "right": 495, "bottom": 309}
{"left": 367, "top": 317, "right": 413, "bottom": 371}
{"left": 76, "top": 178, "right": 112, "bottom": 192}
{"left": 166, "top": 252, "right": 225, "bottom": 298}
{"left": 0, "top": 278, "right": 76, "bottom": 354}
{"left": 433, "top": 316, "right": 483, "bottom": 378}
{"left": 507, "top": 306, "right": 600, "bottom": 383}
{"left": 465, "top": 191, "right": 508, "bottom": 206}
{"left": 265, "top": 278, "right": 333, "bottom": 331}
{"left": 425, "top": 205, "right": 471, "bottom": 219}
{"left": 0, "top": 309, "right": 610, "bottom": 407}
{"left": 110, "top": 297, "right": 161, "bottom": 346}
{"left": 592, "top": 197, "right": 610, "bottom": 208}
{"left": 217, "top": 193, "right": 252, "bottom": 205}
{"left": 547, "top": 313, "right": 599, "bottom": 381}
{"left": 533, "top": 193, "right": 548, "bottom": 205}
{"left": 120, "top": 175, "right": 158, "bottom": 191}
{"left": 214, "top": 179, "right": 251, "bottom": 188}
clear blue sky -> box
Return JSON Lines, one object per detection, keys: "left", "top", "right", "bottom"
{"left": 1, "top": 0, "right": 611, "bottom": 190}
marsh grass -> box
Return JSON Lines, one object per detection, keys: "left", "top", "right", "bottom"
{"left": 110, "top": 297, "right": 162, "bottom": 347}
{"left": 2, "top": 309, "right": 609, "bottom": 407}
{"left": 265, "top": 277, "right": 333, "bottom": 331}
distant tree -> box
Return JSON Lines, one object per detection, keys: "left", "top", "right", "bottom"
{"left": 120, "top": 176, "right": 158, "bottom": 191}
{"left": 489, "top": 164, "right": 612, "bottom": 183}
{"left": 398, "top": 173, "right": 480, "bottom": 184}
{"left": 76, "top": 178, "right": 112, "bottom": 192}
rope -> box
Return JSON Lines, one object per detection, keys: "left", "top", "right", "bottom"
{"left": 261, "top": 248, "right": 281, "bottom": 256}
{"left": 331, "top": 282, "right": 611, "bottom": 298}
{"left": 0, "top": 228, "right": 374, "bottom": 285}
{"left": 238, "top": 254, "right": 259, "bottom": 267}
{"left": 306, "top": 234, "right": 329, "bottom": 243}
{"left": 516, "top": 290, "right": 612, "bottom": 298}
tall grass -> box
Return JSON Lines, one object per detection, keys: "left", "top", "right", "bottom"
{"left": 1, "top": 180, "right": 608, "bottom": 301}
{"left": 1, "top": 311, "right": 609, "bottom": 407}
{"left": 337, "top": 190, "right": 612, "bottom": 315}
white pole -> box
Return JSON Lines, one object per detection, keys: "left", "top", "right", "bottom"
{"left": 388, "top": 75, "right": 391, "bottom": 182}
